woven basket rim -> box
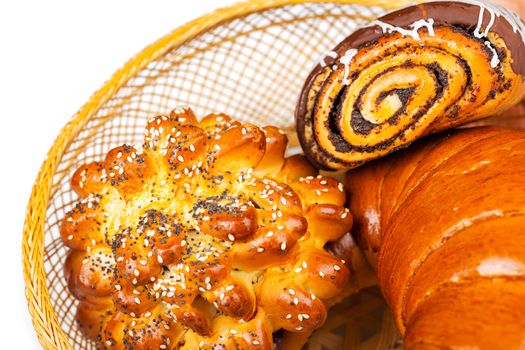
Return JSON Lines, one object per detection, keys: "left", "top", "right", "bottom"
{"left": 22, "top": 0, "right": 414, "bottom": 348}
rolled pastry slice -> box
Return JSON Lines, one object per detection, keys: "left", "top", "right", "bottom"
{"left": 296, "top": 0, "right": 525, "bottom": 170}
{"left": 335, "top": 126, "right": 525, "bottom": 349}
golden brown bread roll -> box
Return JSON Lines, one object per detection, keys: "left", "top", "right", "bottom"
{"left": 296, "top": 1, "right": 525, "bottom": 170}
{"left": 60, "top": 106, "right": 369, "bottom": 349}
{"left": 339, "top": 126, "right": 525, "bottom": 349}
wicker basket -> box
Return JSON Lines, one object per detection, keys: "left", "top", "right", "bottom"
{"left": 22, "top": 0, "right": 416, "bottom": 348}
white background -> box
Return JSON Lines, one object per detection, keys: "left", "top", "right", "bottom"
{"left": 2, "top": 0, "right": 524, "bottom": 348}
{"left": 0, "top": 0, "right": 235, "bottom": 347}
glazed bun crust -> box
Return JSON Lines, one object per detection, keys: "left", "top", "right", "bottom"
{"left": 344, "top": 126, "right": 525, "bottom": 350}
{"left": 62, "top": 106, "right": 357, "bottom": 350}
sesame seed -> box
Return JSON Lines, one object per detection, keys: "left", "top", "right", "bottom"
{"left": 228, "top": 234, "right": 235, "bottom": 241}
{"left": 214, "top": 144, "right": 221, "bottom": 151}
{"left": 319, "top": 271, "right": 325, "bottom": 278}
{"left": 302, "top": 261, "right": 308, "bottom": 268}
{"left": 334, "top": 265, "right": 341, "bottom": 271}
{"left": 286, "top": 314, "right": 292, "bottom": 319}
{"left": 253, "top": 340, "right": 260, "bottom": 345}
{"left": 134, "top": 297, "right": 141, "bottom": 304}
{"left": 266, "top": 231, "right": 274, "bottom": 238}
{"left": 338, "top": 183, "right": 344, "bottom": 192}
{"left": 226, "top": 285, "right": 234, "bottom": 291}
{"left": 280, "top": 197, "right": 287, "bottom": 205}
{"left": 288, "top": 289, "right": 296, "bottom": 295}
{"left": 257, "top": 247, "right": 264, "bottom": 253}
{"left": 293, "top": 297, "right": 299, "bottom": 305}
{"left": 134, "top": 269, "right": 140, "bottom": 276}
{"left": 157, "top": 256, "right": 164, "bottom": 264}
{"left": 280, "top": 242, "right": 287, "bottom": 251}
{"left": 177, "top": 155, "right": 184, "bottom": 162}
{"left": 230, "top": 329, "right": 238, "bottom": 334}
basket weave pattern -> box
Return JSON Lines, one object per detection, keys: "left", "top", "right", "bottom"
{"left": 22, "top": 1, "right": 415, "bottom": 348}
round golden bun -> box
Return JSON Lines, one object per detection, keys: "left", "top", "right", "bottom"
{"left": 60, "top": 106, "right": 359, "bottom": 349}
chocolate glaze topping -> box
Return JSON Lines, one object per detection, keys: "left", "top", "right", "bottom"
{"left": 329, "top": 1, "right": 524, "bottom": 75}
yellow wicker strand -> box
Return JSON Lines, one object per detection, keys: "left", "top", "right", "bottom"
{"left": 22, "top": 1, "right": 417, "bottom": 348}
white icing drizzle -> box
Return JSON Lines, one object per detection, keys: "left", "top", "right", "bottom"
{"left": 484, "top": 40, "right": 501, "bottom": 67}
{"left": 316, "top": 1, "right": 525, "bottom": 83}
{"left": 473, "top": 2, "right": 496, "bottom": 39}
{"left": 370, "top": 18, "right": 436, "bottom": 41}
{"left": 340, "top": 49, "right": 358, "bottom": 85}
{"left": 434, "top": 0, "right": 525, "bottom": 68}
{"left": 317, "top": 18, "right": 436, "bottom": 85}
{"left": 447, "top": 0, "right": 525, "bottom": 43}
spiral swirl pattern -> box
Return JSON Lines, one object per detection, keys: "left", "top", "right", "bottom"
{"left": 296, "top": 1, "right": 525, "bottom": 170}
